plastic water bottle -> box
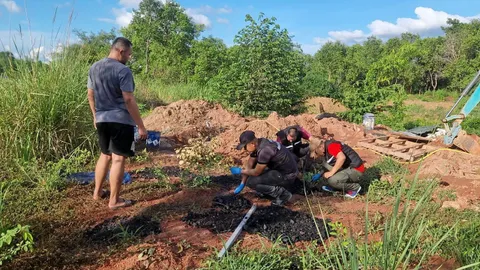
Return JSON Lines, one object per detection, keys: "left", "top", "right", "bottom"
{"left": 363, "top": 113, "right": 375, "bottom": 131}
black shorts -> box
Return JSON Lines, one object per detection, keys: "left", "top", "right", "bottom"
{"left": 96, "top": 122, "right": 135, "bottom": 157}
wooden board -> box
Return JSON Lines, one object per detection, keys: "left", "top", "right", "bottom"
{"left": 357, "top": 135, "right": 435, "bottom": 161}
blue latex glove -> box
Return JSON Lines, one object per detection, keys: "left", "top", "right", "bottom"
{"left": 311, "top": 173, "right": 322, "bottom": 182}
{"left": 234, "top": 183, "right": 245, "bottom": 194}
{"left": 230, "top": 167, "right": 242, "bottom": 175}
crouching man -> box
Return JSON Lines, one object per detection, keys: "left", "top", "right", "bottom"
{"left": 230, "top": 130, "right": 299, "bottom": 206}
{"left": 311, "top": 139, "right": 364, "bottom": 198}
{"left": 276, "top": 125, "right": 311, "bottom": 162}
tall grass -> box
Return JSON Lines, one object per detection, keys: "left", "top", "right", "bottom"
{"left": 0, "top": 49, "right": 96, "bottom": 170}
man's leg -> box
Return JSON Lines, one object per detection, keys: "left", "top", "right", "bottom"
{"left": 108, "top": 123, "right": 135, "bottom": 209}
{"left": 246, "top": 170, "right": 294, "bottom": 205}
{"left": 108, "top": 153, "right": 128, "bottom": 208}
{"left": 93, "top": 153, "right": 111, "bottom": 200}
{"left": 326, "top": 168, "right": 361, "bottom": 191}
{"left": 93, "top": 123, "right": 112, "bottom": 200}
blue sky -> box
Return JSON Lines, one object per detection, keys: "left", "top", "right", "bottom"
{"left": 0, "top": 0, "right": 479, "bottom": 58}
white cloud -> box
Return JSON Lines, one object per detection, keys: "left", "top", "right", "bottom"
{"left": 0, "top": 0, "right": 21, "bottom": 13}
{"left": 218, "top": 7, "right": 232, "bottom": 14}
{"left": 313, "top": 37, "right": 335, "bottom": 45}
{"left": 97, "top": 18, "right": 115, "bottom": 24}
{"left": 118, "top": 0, "right": 141, "bottom": 8}
{"left": 112, "top": 7, "right": 133, "bottom": 27}
{"left": 29, "top": 46, "right": 44, "bottom": 59}
{"left": 314, "top": 7, "right": 480, "bottom": 45}
{"left": 217, "top": 18, "right": 229, "bottom": 24}
{"left": 301, "top": 44, "right": 322, "bottom": 55}
{"left": 56, "top": 2, "right": 71, "bottom": 8}
{"left": 185, "top": 8, "right": 211, "bottom": 28}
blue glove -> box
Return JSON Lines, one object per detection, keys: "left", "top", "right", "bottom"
{"left": 311, "top": 173, "right": 322, "bottom": 182}
{"left": 234, "top": 183, "right": 245, "bottom": 194}
{"left": 230, "top": 167, "right": 242, "bottom": 175}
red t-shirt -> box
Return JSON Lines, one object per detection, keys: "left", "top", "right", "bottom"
{"left": 327, "top": 142, "right": 365, "bottom": 173}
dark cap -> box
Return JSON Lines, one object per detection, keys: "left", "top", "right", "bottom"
{"left": 236, "top": 130, "right": 256, "bottom": 150}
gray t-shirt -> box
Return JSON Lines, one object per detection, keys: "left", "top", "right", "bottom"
{"left": 87, "top": 58, "right": 135, "bottom": 126}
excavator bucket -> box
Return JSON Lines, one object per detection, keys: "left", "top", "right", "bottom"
{"left": 453, "top": 130, "right": 480, "bottom": 155}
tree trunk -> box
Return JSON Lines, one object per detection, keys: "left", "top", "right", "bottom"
{"left": 145, "top": 39, "right": 150, "bottom": 75}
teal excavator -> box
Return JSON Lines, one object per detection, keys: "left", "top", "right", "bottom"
{"left": 442, "top": 70, "right": 480, "bottom": 155}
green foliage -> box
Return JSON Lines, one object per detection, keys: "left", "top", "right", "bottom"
{"left": 374, "top": 157, "right": 408, "bottom": 176}
{"left": 211, "top": 13, "right": 305, "bottom": 116}
{"left": 65, "top": 29, "right": 116, "bottom": 64}
{"left": 462, "top": 116, "right": 480, "bottom": 136}
{"left": 0, "top": 225, "right": 34, "bottom": 266}
{"left": 188, "top": 36, "right": 228, "bottom": 86}
{"left": 0, "top": 51, "right": 16, "bottom": 74}
{"left": 121, "top": 0, "right": 200, "bottom": 82}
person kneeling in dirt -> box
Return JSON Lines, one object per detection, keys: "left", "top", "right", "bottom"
{"left": 311, "top": 139, "right": 364, "bottom": 199}
{"left": 276, "top": 125, "right": 311, "bottom": 169}
{"left": 230, "top": 130, "right": 299, "bottom": 206}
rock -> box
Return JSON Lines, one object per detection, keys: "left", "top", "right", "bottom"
{"left": 441, "top": 201, "right": 461, "bottom": 209}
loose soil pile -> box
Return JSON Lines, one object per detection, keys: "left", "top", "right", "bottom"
{"left": 183, "top": 195, "right": 329, "bottom": 244}
{"left": 143, "top": 99, "right": 480, "bottom": 180}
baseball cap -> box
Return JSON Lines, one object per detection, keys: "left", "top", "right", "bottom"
{"left": 236, "top": 130, "right": 256, "bottom": 150}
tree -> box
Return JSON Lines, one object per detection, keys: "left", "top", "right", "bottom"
{"left": 211, "top": 13, "right": 305, "bottom": 116}
{"left": 188, "top": 36, "right": 228, "bottom": 86}
{"left": 121, "top": 0, "right": 201, "bottom": 82}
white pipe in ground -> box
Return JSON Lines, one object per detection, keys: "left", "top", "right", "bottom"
{"left": 217, "top": 203, "right": 257, "bottom": 259}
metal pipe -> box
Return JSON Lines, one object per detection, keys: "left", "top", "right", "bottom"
{"left": 446, "top": 70, "right": 480, "bottom": 118}
{"left": 217, "top": 203, "right": 257, "bottom": 259}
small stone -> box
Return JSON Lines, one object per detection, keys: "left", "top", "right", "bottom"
{"left": 441, "top": 201, "right": 461, "bottom": 209}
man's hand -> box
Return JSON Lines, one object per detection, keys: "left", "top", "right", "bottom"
{"left": 234, "top": 183, "right": 245, "bottom": 194}
{"left": 324, "top": 171, "right": 334, "bottom": 179}
{"left": 311, "top": 173, "right": 322, "bottom": 182}
{"left": 138, "top": 126, "right": 147, "bottom": 140}
{"left": 93, "top": 117, "right": 97, "bottom": 129}
{"left": 230, "top": 167, "right": 242, "bottom": 175}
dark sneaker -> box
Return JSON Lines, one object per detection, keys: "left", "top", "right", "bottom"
{"left": 345, "top": 186, "right": 362, "bottom": 199}
{"left": 321, "top": 186, "right": 335, "bottom": 193}
{"left": 272, "top": 190, "right": 293, "bottom": 207}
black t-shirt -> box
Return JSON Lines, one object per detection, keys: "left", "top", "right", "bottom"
{"left": 250, "top": 138, "right": 299, "bottom": 176}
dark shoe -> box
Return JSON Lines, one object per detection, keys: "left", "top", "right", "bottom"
{"left": 272, "top": 189, "right": 292, "bottom": 207}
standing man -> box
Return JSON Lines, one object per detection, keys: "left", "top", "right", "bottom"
{"left": 311, "top": 139, "right": 364, "bottom": 199}
{"left": 276, "top": 125, "right": 311, "bottom": 168}
{"left": 87, "top": 37, "right": 147, "bottom": 209}
{"left": 230, "top": 130, "right": 299, "bottom": 206}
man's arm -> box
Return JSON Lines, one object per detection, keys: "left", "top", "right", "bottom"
{"left": 242, "top": 163, "right": 267, "bottom": 177}
{"left": 87, "top": 88, "right": 96, "bottom": 128}
{"left": 122, "top": 92, "right": 145, "bottom": 129}
{"left": 326, "top": 151, "right": 346, "bottom": 176}
{"left": 300, "top": 127, "right": 311, "bottom": 140}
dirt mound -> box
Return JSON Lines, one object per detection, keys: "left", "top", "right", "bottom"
{"left": 415, "top": 150, "right": 480, "bottom": 179}
{"left": 215, "top": 111, "right": 364, "bottom": 158}
{"left": 183, "top": 196, "right": 329, "bottom": 244}
{"left": 143, "top": 100, "right": 245, "bottom": 143}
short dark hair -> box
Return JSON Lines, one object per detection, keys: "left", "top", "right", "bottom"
{"left": 111, "top": 37, "right": 132, "bottom": 50}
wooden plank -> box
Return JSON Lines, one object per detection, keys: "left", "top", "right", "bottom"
{"left": 375, "top": 140, "right": 406, "bottom": 147}
{"left": 392, "top": 144, "right": 424, "bottom": 152}
{"left": 358, "top": 135, "right": 389, "bottom": 143}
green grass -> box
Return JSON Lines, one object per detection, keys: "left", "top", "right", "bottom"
{"left": 136, "top": 79, "right": 218, "bottom": 104}
{"left": 413, "top": 89, "right": 459, "bottom": 102}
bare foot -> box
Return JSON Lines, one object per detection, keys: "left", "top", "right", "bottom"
{"left": 93, "top": 189, "right": 110, "bottom": 200}
{"left": 108, "top": 198, "right": 133, "bottom": 210}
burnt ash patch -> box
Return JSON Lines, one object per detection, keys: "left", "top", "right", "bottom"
{"left": 210, "top": 175, "right": 238, "bottom": 189}
{"left": 85, "top": 215, "right": 161, "bottom": 243}
{"left": 244, "top": 205, "right": 329, "bottom": 244}
{"left": 182, "top": 195, "right": 329, "bottom": 244}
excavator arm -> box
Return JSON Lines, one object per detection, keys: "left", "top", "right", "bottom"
{"left": 443, "top": 70, "right": 480, "bottom": 154}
